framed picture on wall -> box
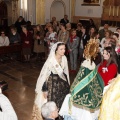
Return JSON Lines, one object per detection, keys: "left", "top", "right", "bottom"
{"left": 82, "top": 0, "right": 101, "bottom": 6}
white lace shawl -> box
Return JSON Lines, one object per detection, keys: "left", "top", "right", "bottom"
{"left": 81, "top": 59, "right": 96, "bottom": 70}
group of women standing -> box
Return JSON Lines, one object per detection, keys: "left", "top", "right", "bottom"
{"left": 31, "top": 35, "right": 119, "bottom": 120}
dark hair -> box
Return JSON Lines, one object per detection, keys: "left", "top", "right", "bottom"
{"left": 22, "top": 25, "right": 28, "bottom": 30}
{"left": 82, "top": 25, "right": 87, "bottom": 30}
{"left": 55, "top": 43, "right": 65, "bottom": 53}
{"left": 108, "top": 40, "right": 116, "bottom": 50}
{"left": 48, "top": 26, "right": 55, "bottom": 32}
{"left": 64, "top": 15, "right": 68, "bottom": 17}
{"left": 10, "top": 26, "right": 17, "bottom": 31}
{"left": 70, "top": 29, "right": 76, "bottom": 34}
{"left": 89, "top": 19, "right": 94, "bottom": 24}
{"left": 113, "top": 33, "right": 119, "bottom": 38}
{"left": 90, "top": 31, "right": 98, "bottom": 39}
{"left": 0, "top": 30, "right": 5, "bottom": 35}
{"left": 36, "top": 31, "right": 41, "bottom": 37}
{"left": 60, "top": 23, "right": 66, "bottom": 29}
{"left": 116, "top": 27, "right": 120, "bottom": 30}
{"left": 36, "top": 24, "right": 44, "bottom": 34}
{"left": 102, "top": 46, "right": 117, "bottom": 66}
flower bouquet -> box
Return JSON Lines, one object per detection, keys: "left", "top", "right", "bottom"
{"left": 115, "top": 46, "right": 120, "bottom": 55}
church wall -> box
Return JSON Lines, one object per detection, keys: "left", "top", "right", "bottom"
{"left": 7, "top": 2, "right": 12, "bottom": 25}
{"left": 75, "top": 0, "right": 104, "bottom": 17}
{"left": 45, "top": 0, "right": 70, "bottom": 23}
{"left": 18, "top": 0, "right": 36, "bottom": 25}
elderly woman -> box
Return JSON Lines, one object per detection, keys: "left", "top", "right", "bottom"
{"left": 9, "top": 26, "right": 21, "bottom": 44}
{"left": 21, "top": 25, "right": 33, "bottom": 62}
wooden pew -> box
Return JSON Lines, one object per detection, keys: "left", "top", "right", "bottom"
{"left": 0, "top": 44, "right": 22, "bottom": 61}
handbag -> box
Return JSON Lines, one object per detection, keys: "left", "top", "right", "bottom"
{"left": 0, "top": 80, "right": 8, "bottom": 91}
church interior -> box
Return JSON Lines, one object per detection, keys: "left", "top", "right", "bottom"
{"left": 0, "top": 0, "right": 120, "bottom": 120}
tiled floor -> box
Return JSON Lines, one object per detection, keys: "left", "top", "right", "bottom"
{"left": 0, "top": 59, "right": 77, "bottom": 120}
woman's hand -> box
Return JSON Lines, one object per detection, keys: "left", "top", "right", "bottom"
{"left": 43, "top": 92, "right": 48, "bottom": 99}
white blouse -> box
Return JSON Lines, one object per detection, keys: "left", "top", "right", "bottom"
{"left": 0, "top": 36, "right": 10, "bottom": 46}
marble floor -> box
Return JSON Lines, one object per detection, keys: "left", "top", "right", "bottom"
{"left": 0, "top": 58, "right": 77, "bottom": 120}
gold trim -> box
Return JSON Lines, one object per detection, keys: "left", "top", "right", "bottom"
{"left": 72, "top": 71, "right": 97, "bottom": 98}
{"left": 36, "top": 0, "right": 45, "bottom": 24}
{"left": 71, "top": 0, "right": 76, "bottom": 22}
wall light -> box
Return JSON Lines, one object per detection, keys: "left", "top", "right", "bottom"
{"left": 24, "top": 0, "right": 27, "bottom": 11}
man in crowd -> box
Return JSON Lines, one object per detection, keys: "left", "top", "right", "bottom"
{"left": 99, "top": 23, "right": 109, "bottom": 41}
{"left": 60, "top": 15, "right": 69, "bottom": 25}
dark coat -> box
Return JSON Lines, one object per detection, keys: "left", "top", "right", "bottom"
{"left": 21, "top": 31, "right": 33, "bottom": 48}
{"left": 9, "top": 32, "right": 21, "bottom": 44}
{"left": 80, "top": 34, "right": 90, "bottom": 49}
{"left": 60, "top": 18, "right": 69, "bottom": 25}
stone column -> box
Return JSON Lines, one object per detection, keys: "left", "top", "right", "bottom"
{"left": 36, "top": 0, "right": 45, "bottom": 24}
{"left": 12, "top": 0, "right": 18, "bottom": 24}
{"left": 71, "top": 0, "right": 76, "bottom": 22}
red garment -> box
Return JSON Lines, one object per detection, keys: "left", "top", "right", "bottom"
{"left": 21, "top": 31, "right": 33, "bottom": 48}
{"left": 98, "top": 60, "right": 117, "bottom": 86}
{"left": 70, "top": 35, "right": 76, "bottom": 43}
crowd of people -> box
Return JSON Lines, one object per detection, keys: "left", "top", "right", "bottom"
{"left": 0, "top": 14, "right": 120, "bottom": 120}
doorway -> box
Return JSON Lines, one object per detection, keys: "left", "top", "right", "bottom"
{"left": 50, "top": 0, "right": 66, "bottom": 22}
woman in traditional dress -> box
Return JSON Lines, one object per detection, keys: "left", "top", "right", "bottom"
{"left": 99, "top": 75, "right": 120, "bottom": 120}
{"left": 32, "top": 42, "right": 70, "bottom": 120}
{"left": 59, "top": 39, "right": 104, "bottom": 120}
{"left": 98, "top": 47, "right": 118, "bottom": 86}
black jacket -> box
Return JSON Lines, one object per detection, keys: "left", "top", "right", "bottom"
{"left": 60, "top": 18, "right": 69, "bottom": 25}
{"left": 44, "top": 118, "right": 54, "bottom": 120}
{"left": 80, "top": 34, "right": 90, "bottom": 48}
